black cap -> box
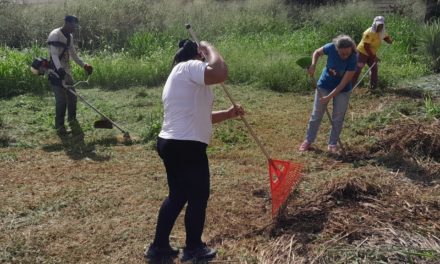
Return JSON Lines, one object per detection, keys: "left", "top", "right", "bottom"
{"left": 64, "top": 15, "right": 79, "bottom": 24}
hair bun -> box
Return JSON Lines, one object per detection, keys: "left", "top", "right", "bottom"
{"left": 178, "top": 39, "right": 188, "bottom": 48}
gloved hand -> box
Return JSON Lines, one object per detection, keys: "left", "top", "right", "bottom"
{"left": 57, "top": 67, "right": 67, "bottom": 80}
{"left": 84, "top": 64, "right": 93, "bottom": 75}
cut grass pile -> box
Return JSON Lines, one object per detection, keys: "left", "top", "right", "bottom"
{"left": 1, "top": 81, "right": 439, "bottom": 263}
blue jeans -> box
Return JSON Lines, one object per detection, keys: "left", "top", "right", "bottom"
{"left": 52, "top": 84, "right": 77, "bottom": 129}
{"left": 305, "top": 87, "right": 351, "bottom": 145}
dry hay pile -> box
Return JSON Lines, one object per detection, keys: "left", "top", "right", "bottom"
{"left": 370, "top": 120, "right": 440, "bottom": 181}
{"left": 258, "top": 174, "right": 440, "bottom": 263}
{"left": 372, "top": 120, "right": 440, "bottom": 161}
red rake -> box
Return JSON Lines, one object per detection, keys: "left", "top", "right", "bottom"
{"left": 186, "top": 24, "right": 303, "bottom": 217}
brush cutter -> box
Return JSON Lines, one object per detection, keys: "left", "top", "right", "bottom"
{"left": 186, "top": 24, "right": 303, "bottom": 217}
{"left": 61, "top": 77, "right": 132, "bottom": 142}
{"left": 30, "top": 59, "right": 132, "bottom": 142}
{"left": 296, "top": 57, "right": 346, "bottom": 155}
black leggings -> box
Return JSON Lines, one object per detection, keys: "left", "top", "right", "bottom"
{"left": 153, "top": 137, "right": 210, "bottom": 249}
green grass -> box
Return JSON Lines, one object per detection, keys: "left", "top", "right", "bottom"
{"left": 425, "top": 94, "right": 440, "bottom": 118}
{"left": 0, "top": 0, "right": 437, "bottom": 97}
{"left": 2, "top": 82, "right": 439, "bottom": 263}
{"left": 418, "top": 19, "right": 440, "bottom": 72}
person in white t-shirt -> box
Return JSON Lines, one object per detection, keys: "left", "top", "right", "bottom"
{"left": 145, "top": 39, "right": 244, "bottom": 262}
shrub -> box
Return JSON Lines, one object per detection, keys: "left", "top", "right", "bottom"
{"left": 418, "top": 20, "right": 440, "bottom": 72}
{"left": 141, "top": 108, "right": 163, "bottom": 143}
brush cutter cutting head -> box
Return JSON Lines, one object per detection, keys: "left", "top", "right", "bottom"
{"left": 296, "top": 57, "right": 312, "bottom": 69}
{"left": 93, "top": 119, "right": 113, "bottom": 129}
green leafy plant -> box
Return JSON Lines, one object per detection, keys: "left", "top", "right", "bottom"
{"left": 141, "top": 109, "right": 163, "bottom": 143}
{"left": 424, "top": 94, "right": 440, "bottom": 118}
{"left": 418, "top": 20, "right": 440, "bottom": 72}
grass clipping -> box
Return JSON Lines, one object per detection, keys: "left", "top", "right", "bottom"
{"left": 259, "top": 174, "right": 440, "bottom": 263}
{"left": 258, "top": 120, "right": 440, "bottom": 263}
{"left": 370, "top": 119, "right": 440, "bottom": 181}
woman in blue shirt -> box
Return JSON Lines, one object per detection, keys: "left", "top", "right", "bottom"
{"left": 299, "top": 35, "right": 357, "bottom": 154}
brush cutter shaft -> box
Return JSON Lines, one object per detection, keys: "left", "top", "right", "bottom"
{"left": 63, "top": 87, "right": 127, "bottom": 134}
{"left": 186, "top": 25, "right": 271, "bottom": 160}
{"left": 45, "top": 69, "right": 131, "bottom": 139}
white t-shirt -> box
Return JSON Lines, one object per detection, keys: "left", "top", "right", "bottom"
{"left": 158, "top": 60, "right": 213, "bottom": 144}
{"left": 47, "top": 28, "right": 84, "bottom": 76}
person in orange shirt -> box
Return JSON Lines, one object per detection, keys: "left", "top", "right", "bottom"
{"left": 352, "top": 16, "right": 393, "bottom": 90}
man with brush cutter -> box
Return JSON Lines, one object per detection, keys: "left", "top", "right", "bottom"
{"left": 47, "top": 15, "right": 93, "bottom": 136}
{"left": 145, "top": 38, "right": 244, "bottom": 262}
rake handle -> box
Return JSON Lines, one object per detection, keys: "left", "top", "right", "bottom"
{"left": 352, "top": 44, "right": 391, "bottom": 90}
{"left": 186, "top": 24, "right": 272, "bottom": 161}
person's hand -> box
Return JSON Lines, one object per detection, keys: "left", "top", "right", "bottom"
{"left": 384, "top": 36, "right": 393, "bottom": 44}
{"left": 308, "top": 64, "right": 316, "bottom": 77}
{"left": 227, "top": 104, "right": 245, "bottom": 119}
{"left": 319, "top": 95, "right": 331, "bottom": 105}
{"left": 84, "top": 64, "right": 93, "bottom": 75}
{"left": 198, "top": 40, "right": 210, "bottom": 58}
{"left": 57, "top": 67, "right": 66, "bottom": 80}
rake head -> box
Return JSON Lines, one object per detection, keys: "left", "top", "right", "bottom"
{"left": 93, "top": 119, "right": 113, "bottom": 129}
{"left": 269, "top": 159, "right": 303, "bottom": 217}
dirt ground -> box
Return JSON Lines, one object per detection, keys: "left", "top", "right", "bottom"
{"left": 1, "top": 85, "right": 439, "bottom": 263}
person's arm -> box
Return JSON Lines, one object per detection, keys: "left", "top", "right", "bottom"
{"left": 69, "top": 35, "right": 85, "bottom": 67}
{"left": 384, "top": 35, "right": 393, "bottom": 44}
{"left": 199, "top": 41, "right": 228, "bottom": 85}
{"left": 212, "top": 105, "right": 244, "bottom": 124}
{"left": 308, "top": 47, "right": 324, "bottom": 77}
{"left": 69, "top": 36, "right": 93, "bottom": 75}
{"left": 49, "top": 45, "right": 62, "bottom": 71}
{"left": 319, "top": 70, "right": 356, "bottom": 104}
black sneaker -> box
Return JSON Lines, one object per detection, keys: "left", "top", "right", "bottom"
{"left": 56, "top": 126, "right": 69, "bottom": 137}
{"left": 144, "top": 244, "right": 179, "bottom": 260}
{"left": 181, "top": 243, "right": 217, "bottom": 262}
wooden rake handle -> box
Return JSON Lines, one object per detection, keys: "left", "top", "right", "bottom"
{"left": 186, "top": 24, "right": 272, "bottom": 161}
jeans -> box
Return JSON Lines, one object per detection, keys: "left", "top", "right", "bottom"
{"left": 52, "top": 84, "right": 77, "bottom": 129}
{"left": 305, "top": 88, "right": 351, "bottom": 146}
{"left": 153, "top": 137, "right": 210, "bottom": 249}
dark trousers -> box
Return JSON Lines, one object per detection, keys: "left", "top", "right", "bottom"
{"left": 153, "top": 137, "right": 210, "bottom": 249}
{"left": 352, "top": 52, "right": 378, "bottom": 89}
{"left": 52, "top": 84, "right": 77, "bottom": 129}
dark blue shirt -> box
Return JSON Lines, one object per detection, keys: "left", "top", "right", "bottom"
{"left": 317, "top": 43, "right": 357, "bottom": 93}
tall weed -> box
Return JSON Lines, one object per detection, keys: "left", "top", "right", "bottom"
{"left": 418, "top": 20, "right": 440, "bottom": 72}
{"left": 0, "top": 46, "right": 48, "bottom": 97}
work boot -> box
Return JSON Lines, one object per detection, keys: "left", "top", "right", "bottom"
{"left": 144, "top": 244, "right": 179, "bottom": 260}
{"left": 56, "top": 126, "right": 69, "bottom": 137}
{"left": 68, "top": 119, "right": 83, "bottom": 136}
{"left": 181, "top": 243, "right": 217, "bottom": 262}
